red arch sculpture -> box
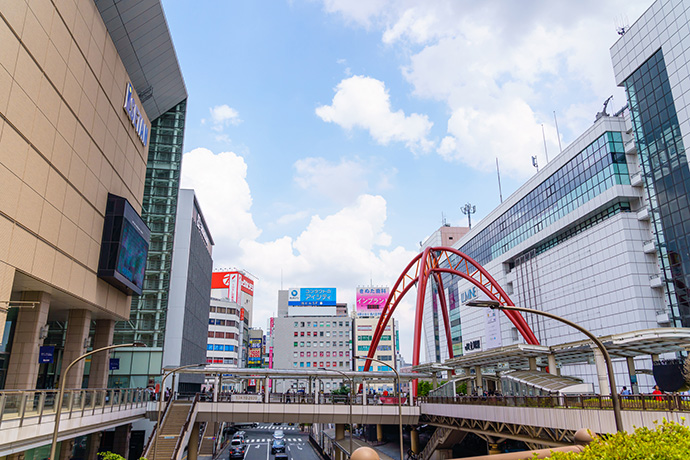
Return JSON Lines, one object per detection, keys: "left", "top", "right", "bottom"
{"left": 363, "top": 247, "right": 540, "bottom": 396}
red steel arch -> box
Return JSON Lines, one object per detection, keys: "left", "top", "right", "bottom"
{"left": 363, "top": 247, "right": 540, "bottom": 396}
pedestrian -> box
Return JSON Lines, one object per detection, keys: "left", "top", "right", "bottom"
{"left": 286, "top": 389, "right": 291, "bottom": 404}
{"left": 652, "top": 385, "right": 663, "bottom": 401}
{"left": 620, "top": 386, "right": 631, "bottom": 396}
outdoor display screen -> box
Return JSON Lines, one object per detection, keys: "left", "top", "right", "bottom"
{"left": 98, "top": 194, "right": 150, "bottom": 296}
{"left": 115, "top": 219, "right": 148, "bottom": 291}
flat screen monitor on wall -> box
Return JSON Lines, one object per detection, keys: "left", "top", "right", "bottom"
{"left": 97, "top": 193, "right": 151, "bottom": 296}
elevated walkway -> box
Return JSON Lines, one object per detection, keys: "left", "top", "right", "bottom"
{"left": 0, "top": 388, "right": 147, "bottom": 457}
{"left": 420, "top": 394, "right": 690, "bottom": 447}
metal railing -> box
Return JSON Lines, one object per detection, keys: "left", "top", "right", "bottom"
{"left": 0, "top": 388, "right": 148, "bottom": 428}
{"left": 213, "top": 392, "right": 402, "bottom": 405}
{"left": 420, "top": 394, "right": 690, "bottom": 411}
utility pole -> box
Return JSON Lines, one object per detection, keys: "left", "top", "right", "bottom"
{"left": 461, "top": 203, "right": 476, "bottom": 229}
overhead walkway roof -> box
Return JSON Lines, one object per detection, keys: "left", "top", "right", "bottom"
{"left": 501, "top": 370, "right": 591, "bottom": 394}
{"left": 162, "top": 366, "right": 430, "bottom": 381}
{"left": 443, "top": 328, "right": 690, "bottom": 371}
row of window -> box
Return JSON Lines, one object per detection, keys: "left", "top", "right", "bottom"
{"left": 295, "top": 361, "right": 347, "bottom": 368}
{"left": 209, "top": 319, "right": 239, "bottom": 327}
{"left": 294, "top": 330, "right": 347, "bottom": 337}
{"left": 293, "top": 351, "right": 350, "bottom": 358}
{"left": 207, "top": 331, "right": 238, "bottom": 339}
{"left": 357, "top": 335, "right": 391, "bottom": 341}
{"left": 207, "top": 357, "right": 238, "bottom": 364}
{"left": 293, "top": 341, "right": 351, "bottom": 347}
{"left": 210, "top": 306, "right": 239, "bottom": 315}
{"left": 357, "top": 366, "right": 392, "bottom": 371}
{"left": 294, "top": 321, "right": 349, "bottom": 328}
{"left": 458, "top": 131, "right": 629, "bottom": 265}
{"left": 206, "top": 344, "right": 236, "bottom": 351}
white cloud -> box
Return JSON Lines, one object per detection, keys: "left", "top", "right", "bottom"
{"left": 180, "top": 148, "right": 260, "bottom": 258}
{"left": 206, "top": 104, "right": 241, "bottom": 131}
{"left": 180, "top": 146, "right": 419, "bottom": 359}
{"left": 316, "top": 75, "right": 434, "bottom": 153}
{"left": 318, "top": 0, "right": 650, "bottom": 178}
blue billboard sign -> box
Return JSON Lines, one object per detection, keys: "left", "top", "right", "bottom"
{"left": 39, "top": 346, "right": 54, "bottom": 364}
{"left": 288, "top": 288, "right": 337, "bottom": 306}
{"left": 109, "top": 358, "right": 120, "bottom": 370}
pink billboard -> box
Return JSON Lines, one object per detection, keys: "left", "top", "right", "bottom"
{"left": 356, "top": 286, "right": 390, "bottom": 313}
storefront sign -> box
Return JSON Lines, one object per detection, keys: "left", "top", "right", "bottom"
{"left": 123, "top": 83, "right": 149, "bottom": 147}
{"left": 39, "top": 346, "right": 54, "bottom": 364}
{"left": 109, "top": 358, "right": 120, "bottom": 370}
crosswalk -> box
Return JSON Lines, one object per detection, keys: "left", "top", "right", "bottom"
{"left": 254, "top": 425, "right": 299, "bottom": 430}
{"left": 247, "top": 438, "right": 303, "bottom": 443}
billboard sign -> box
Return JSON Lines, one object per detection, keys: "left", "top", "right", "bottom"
{"left": 356, "top": 287, "right": 389, "bottom": 313}
{"left": 288, "top": 288, "right": 336, "bottom": 306}
{"left": 212, "top": 271, "right": 254, "bottom": 303}
{"left": 39, "top": 346, "right": 54, "bottom": 364}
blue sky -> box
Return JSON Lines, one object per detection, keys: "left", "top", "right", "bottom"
{"left": 162, "top": 0, "right": 650, "bottom": 361}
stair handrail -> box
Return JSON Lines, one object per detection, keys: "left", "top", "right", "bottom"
{"left": 419, "top": 426, "right": 450, "bottom": 460}
{"left": 198, "top": 421, "right": 208, "bottom": 454}
{"left": 171, "top": 393, "right": 200, "bottom": 460}
{"left": 142, "top": 396, "right": 174, "bottom": 459}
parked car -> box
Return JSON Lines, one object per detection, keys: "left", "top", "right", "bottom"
{"left": 271, "top": 439, "right": 286, "bottom": 454}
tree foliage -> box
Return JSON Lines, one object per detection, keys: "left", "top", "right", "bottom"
{"left": 418, "top": 381, "right": 433, "bottom": 397}
{"left": 544, "top": 419, "right": 690, "bottom": 459}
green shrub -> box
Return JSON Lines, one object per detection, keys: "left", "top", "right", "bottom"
{"left": 543, "top": 419, "right": 690, "bottom": 459}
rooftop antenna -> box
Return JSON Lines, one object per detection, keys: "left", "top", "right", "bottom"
{"left": 553, "top": 111, "right": 563, "bottom": 153}
{"left": 442, "top": 212, "right": 448, "bottom": 227}
{"left": 541, "top": 124, "right": 549, "bottom": 163}
{"left": 496, "top": 157, "right": 503, "bottom": 203}
{"left": 461, "top": 202, "right": 476, "bottom": 229}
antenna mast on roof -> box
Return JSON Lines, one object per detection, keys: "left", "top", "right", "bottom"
{"left": 553, "top": 111, "right": 563, "bottom": 153}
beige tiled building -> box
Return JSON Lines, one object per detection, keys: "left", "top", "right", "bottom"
{"left": 0, "top": 0, "right": 187, "bottom": 457}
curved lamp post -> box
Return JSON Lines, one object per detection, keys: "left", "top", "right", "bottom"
{"left": 356, "top": 356, "right": 403, "bottom": 460}
{"left": 466, "top": 300, "right": 623, "bottom": 432}
{"left": 50, "top": 342, "right": 146, "bottom": 460}
{"left": 320, "top": 367, "right": 354, "bottom": 459}
{"left": 154, "top": 363, "right": 207, "bottom": 460}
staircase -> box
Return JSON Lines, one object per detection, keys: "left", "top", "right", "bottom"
{"left": 198, "top": 423, "right": 216, "bottom": 456}
{"left": 419, "top": 426, "right": 467, "bottom": 460}
{"left": 144, "top": 400, "right": 194, "bottom": 460}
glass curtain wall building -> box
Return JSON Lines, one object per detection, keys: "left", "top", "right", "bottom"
{"left": 611, "top": 0, "right": 690, "bottom": 328}
{"left": 112, "top": 100, "right": 187, "bottom": 387}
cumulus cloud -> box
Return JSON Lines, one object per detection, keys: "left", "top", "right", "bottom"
{"left": 180, "top": 148, "right": 260, "bottom": 257}
{"left": 318, "top": 0, "right": 650, "bottom": 178}
{"left": 205, "top": 104, "right": 241, "bottom": 131}
{"left": 180, "top": 146, "right": 419, "bottom": 358}
{"left": 316, "top": 75, "right": 434, "bottom": 153}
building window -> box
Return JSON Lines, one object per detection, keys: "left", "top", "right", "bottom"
{"left": 306, "top": 362, "right": 311, "bottom": 367}
{"left": 294, "top": 342, "right": 298, "bottom": 347}
{"left": 300, "top": 362, "right": 304, "bottom": 367}
{"left": 358, "top": 335, "right": 373, "bottom": 341}
{"left": 206, "top": 344, "right": 213, "bottom": 350}
{"left": 339, "top": 351, "right": 343, "bottom": 357}
{"left": 300, "top": 352, "right": 304, "bottom": 357}
{"left": 215, "top": 332, "right": 224, "bottom": 338}
{"left": 300, "top": 342, "right": 304, "bottom": 347}
{"left": 294, "top": 332, "right": 298, "bottom": 337}
{"left": 293, "top": 352, "right": 298, "bottom": 358}
{"left": 326, "top": 351, "right": 330, "bottom": 357}
{"left": 307, "top": 341, "right": 311, "bottom": 347}
{"left": 207, "top": 331, "right": 214, "bottom": 338}
{"left": 339, "top": 321, "right": 343, "bottom": 327}
{"left": 301, "top": 331, "right": 305, "bottom": 336}
{"left": 294, "top": 322, "right": 298, "bottom": 327}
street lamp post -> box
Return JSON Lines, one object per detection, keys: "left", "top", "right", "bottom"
{"left": 356, "top": 356, "right": 403, "bottom": 460}
{"left": 50, "top": 342, "right": 145, "bottom": 460}
{"left": 320, "top": 368, "right": 353, "bottom": 459}
{"left": 154, "top": 363, "right": 206, "bottom": 460}
{"left": 466, "top": 300, "right": 623, "bottom": 432}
